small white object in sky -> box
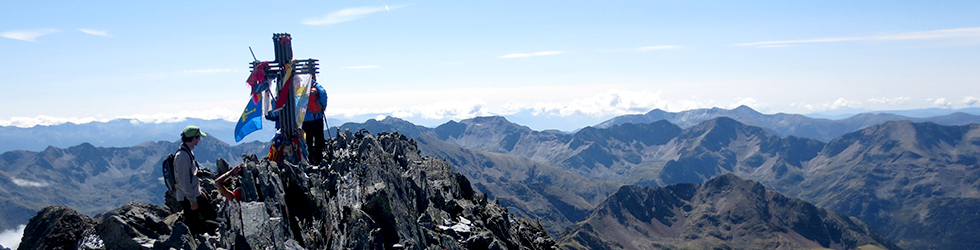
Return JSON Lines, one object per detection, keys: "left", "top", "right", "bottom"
{"left": 386, "top": 5, "right": 390, "bottom": 12}
{"left": 79, "top": 29, "right": 111, "bottom": 37}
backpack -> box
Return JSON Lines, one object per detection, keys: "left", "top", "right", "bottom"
{"left": 161, "top": 148, "right": 191, "bottom": 191}
{"left": 308, "top": 83, "right": 325, "bottom": 114}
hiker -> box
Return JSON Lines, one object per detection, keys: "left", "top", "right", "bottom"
{"left": 216, "top": 164, "right": 244, "bottom": 202}
{"left": 303, "top": 81, "right": 328, "bottom": 165}
{"left": 175, "top": 125, "right": 219, "bottom": 235}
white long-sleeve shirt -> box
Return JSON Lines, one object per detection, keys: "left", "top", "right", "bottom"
{"left": 174, "top": 144, "right": 201, "bottom": 202}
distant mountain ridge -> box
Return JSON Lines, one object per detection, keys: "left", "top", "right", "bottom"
{"left": 596, "top": 105, "right": 980, "bottom": 141}
{"left": 0, "top": 117, "right": 345, "bottom": 152}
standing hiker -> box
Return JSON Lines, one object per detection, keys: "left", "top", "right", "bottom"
{"left": 303, "top": 81, "right": 328, "bottom": 165}
{"left": 175, "top": 125, "right": 219, "bottom": 235}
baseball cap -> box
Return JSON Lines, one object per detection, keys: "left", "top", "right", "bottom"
{"left": 182, "top": 126, "right": 207, "bottom": 137}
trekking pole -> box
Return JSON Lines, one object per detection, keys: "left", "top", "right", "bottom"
{"left": 249, "top": 46, "right": 258, "bottom": 61}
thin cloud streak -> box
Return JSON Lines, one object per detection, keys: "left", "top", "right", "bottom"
{"left": 79, "top": 29, "right": 111, "bottom": 37}
{"left": 498, "top": 51, "right": 564, "bottom": 58}
{"left": 735, "top": 26, "right": 980, "bottom": 47}
{"left": 791, "top": 98, "right": 862, "bottom": 112}
{"left": 12, "top": 178, "right": 49, "bottom": 187}
{"left": 868, "top": 97, "right": 911, "bottom": 105}
{"left": 0, "top": 29, "right": 60, "bottom": 42}
{"left": 636, "top": 45, "right": 682, "bottom": 51}
{"left": 342, "top": 65, "right": 379, "bottom": 69}
{"left": 183, "top": 69, "right": 234, "bottom": 73}
{"left": 302, "top": 5, "right": 406, "bottom": 25}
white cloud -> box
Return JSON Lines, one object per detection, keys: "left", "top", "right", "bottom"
{"left": 12, "top": 178, "right": 49, "bottom": 187}
{"left": 498, "top": 51, "right": 564, "bottom": 59}
{"left": 0, "top": 29, "right": 60, "bottom": 42}
{"left": 0, "top": 107, "right": 240, "bottom": 128}
{"left": 965, "top": 96, "right": 980, "bottom": 106}
{"left": 727, "top": 97, "right": 764, "bottom": 110}
{"left": 0, "top": 115, "right": 111, "bottom": 128}
{"left": 183, "top": 69, "right": 234, "bottom": 73}
{"left": 0, "top": 224, "right": 26, "bottom": 250}
{"left": 510, "top": 89, "right": 669, "bottom": 117}
{"left": 331, "top": 99, "right": 492, "bottom": 121}
{"left": 734, "top": 26, "right": 980, "bottom": 47}
{"left": 302, "top": 5, "right": 405, "bottom": 25}
{"left": 867, "top": 97, "right": 911, "bottom": 105}
{"left": 118, "top": 107, "right": 239, "bottom": 123}
{"left": 636, "top": 45, "right": 682, "bottom": 51}
{"left": 78, "top": 29, "right": 111, "bottom": 37}
{"left": 342, "top": 65, "right": 378, "bottom": 69}
{"left": 791, "top": 98, "right": 862, "bottom": 112}
{"left": 931, "top": 98, "right": 953, "bottom": 108}
{"left": 326, "top": 87, "right": 681, "bottom": 122}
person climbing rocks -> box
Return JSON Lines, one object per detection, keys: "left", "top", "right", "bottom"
{"left": 303, "top": 81, "right": 328, "bottom": 165}
{"left": 175, "top": 125, "right": 219, "bottom": 235}
{"left": 216, "top": 164, "right": 244, "bottom": 203}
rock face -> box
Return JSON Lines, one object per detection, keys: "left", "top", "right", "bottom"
{"left": 559, "top": 174, "right": 900, "bottom": 250}
{"left": 17, "top": 131, "right": 557, "bottom": 250}
{"left": 18, "top": 206, "right": 97, "bottom": 250}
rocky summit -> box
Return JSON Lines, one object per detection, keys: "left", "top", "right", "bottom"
{"left": 17, "top": 131, "right": 557, "bottom": 250}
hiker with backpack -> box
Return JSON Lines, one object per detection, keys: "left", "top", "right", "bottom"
{"left": 303, "top": 81, "right": 328, "bottom": 165}
{"left": 174, "top": 125, "right": 219, "bottom": 235}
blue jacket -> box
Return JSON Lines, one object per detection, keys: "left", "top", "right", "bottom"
{"left": 305, "top": 83, "right": 327, "bottom": 122}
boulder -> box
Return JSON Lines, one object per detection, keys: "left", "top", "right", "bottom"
{"left": 17, "top": 206, "right": 97, "bottom": 250}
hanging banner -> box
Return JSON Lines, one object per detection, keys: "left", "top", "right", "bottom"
{"left": 292, "top": 74, "right": 313, "bottom": 124}
{"left": 234, "top": 98, "right": 263, "bottom": 142}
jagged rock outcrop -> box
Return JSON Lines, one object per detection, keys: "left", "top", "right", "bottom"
{"left": 17, "top": 131, "right": 557, "bottom": 250}
{"left": 17, "top": 206, "right": 97, "bottom": 250}
{"left": 558, "top": 174, "right": 900, "bottom": 250}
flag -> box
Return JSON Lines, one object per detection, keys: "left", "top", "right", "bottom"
{"left": 235, "top": 98, "right": 263, "bottom": 142}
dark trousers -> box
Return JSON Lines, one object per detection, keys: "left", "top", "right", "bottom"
{"left": 303, "top": 118, "right": 325, "bottom": 165}
{"left": 179, "top": 196, "right": 218, "bottom": 235}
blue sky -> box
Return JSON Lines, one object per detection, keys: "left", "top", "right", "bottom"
{"left": 2, "top": 1, "right": 979, "bottom": 131}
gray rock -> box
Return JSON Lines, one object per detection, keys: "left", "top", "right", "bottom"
{"left": 18, "top": 206, "right": 97, "bottom": 250}
{"left": 152, "top": 222, "right": 196, "bottom": 250}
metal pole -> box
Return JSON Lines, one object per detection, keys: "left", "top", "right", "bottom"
{"left": 273, "top": 33, "right": 295, "bottom": 138}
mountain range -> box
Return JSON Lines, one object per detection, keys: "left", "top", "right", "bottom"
{"left": 4, "top": 106, "right": 980, "bottom": 249}
{"left": 0, "top": 117, "right": 345, "bottom": 153}
{"left": 330, "top": 111, "right": 980, "bottom": 249}
{"left": 4, "top": 106, "right": 980, "bottom": 153}
{"left": 596, "top": 105, "right": 980, "bottom": 142}
{"left": 0, "top": 137, "right": 267, "bottom": 231}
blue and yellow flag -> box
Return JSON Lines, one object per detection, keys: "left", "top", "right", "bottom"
{"left": 234, "top": 98, "right": 263, "bottom": 142}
